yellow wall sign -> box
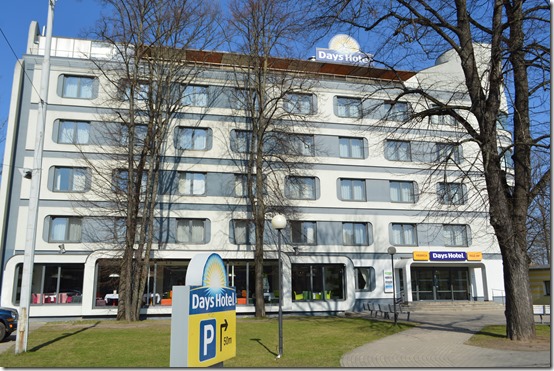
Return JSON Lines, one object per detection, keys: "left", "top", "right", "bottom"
{"left": 413, "top": 251, "right": 430, "bottom": 261}
{"left": 413, "top": 251, "right": 483, "bottom": 261}
{"left": 466, "top": 252, "right": 483, "bottom": 261}
{"left": 170, "top": 253, "right": 236, "bottom": 367}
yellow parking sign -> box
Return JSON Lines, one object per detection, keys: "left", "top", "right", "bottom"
{"left": 187, "top": 309, "right": 236, "bottom": 367}
{"left": 170, "top": 253, "right": 237, "bottom": 367}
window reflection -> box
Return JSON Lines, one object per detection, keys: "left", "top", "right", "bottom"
{"left": 291, "top": 264, "right": 345, "bottom": 301}
{"left": 14, "top": 263, "right": 84, "bottom": 305}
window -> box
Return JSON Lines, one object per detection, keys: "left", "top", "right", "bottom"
{"left": 234, "top": 174, "right": 265, "bottom": 197}
{"left": 391, "top": 223, "right": 417, "bottom": 245}
{"left": 114, "top": 218, "right": 127, "bottom": 244}
{"left": 177, "top": 219, "right": 207, "bottom": 243}
{"left": 264, "top": 133, "right": 314, "bottom": 156}
{"left": 124, "top": 81, "right": 149, "bottom": 101}
{"left": 62, "top": 75, "right": 94, "bottom": 99}
{"left": 355, "top": 267, "right": 376, "bottom": 291}
{"left": 291, "top": 135, "right": 315, "bottom": 156}
{"left": 390, "top": 181, "right": 415, "bottom": 203}
{"left": 176, "top": 127, "right": 208, "bottom": 150}
{"left": 113, "top": 170, "right": 148, "bottom": 194}
{"left": 53, "top": 167, "right": 87, "bottom": 192}
{"left": 443, "top": 224, "right": 469, "bottom": 246}
{"left": 234, "top": 174, "right": 250, "bottom": 197}
{"left": 48, "top": 217, "right": 82, "bottom": 242}
{"left": 385, "top": 140, "right": 411, "bottom": 161}
{"left": 436, "top": 143, "right": 461, "bottom": 163}
{"left": 57, "top": 120, "right": 90, "bottom": 144}
{"left": 231, "top": 220, "right": 255, "bottom": 244}
{"left": 336, "top": 96, "right": 361, "bottom": 118}
{"left": 339, "top": 179, "right": 366, "bottom": 201}
{"left": 232, "top": 130, "right": 253, "bottom": 153}
{"left": 438, "top": 182, "right": 465, "bottom": 205}
{"left": 339, "top": 137, "right": 364, "bottom": 158}
{"left": 15, "top": 263, "right": 84, "bottom": 305}
{"left": 384, "top": 101, "right": 410, "bottom": 121}
{"left": 178, "top": 172, "right": 206, "bottom": 196}
{"left": 120, "top": 124, "right": 148, "bottom": 147}
{"left": 430, "top": 104, "right": 456, "bottom": 125}
{"left": 182, "top": 85, "right": 208, "bottom": 107}
{"left": 342, "top": 222, "right": 369, "bottom": 245}
{"left": 232, "top": 88, "right": 259, "bottom": 110}
{"left": 292, "top": 264, "right": 345, "bottom": 301}
{"left": 285, "top": 176, "right": 316, "bottom": 200}
{"left": 284, "top": 93, "right": 314, "bottom": 114}
{"left": 291, "top": 221, "right": 317, "bottom": 245}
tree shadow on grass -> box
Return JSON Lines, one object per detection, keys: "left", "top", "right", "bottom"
{"left": 29, "top": 321, "right": 101, "bottom": 352}
{"left": 250, "top": 338, "right": 277, "bottom": 357}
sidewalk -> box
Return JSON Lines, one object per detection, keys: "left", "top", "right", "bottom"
{"left": 341, "top": 309, "right": 551, "bottom": 368}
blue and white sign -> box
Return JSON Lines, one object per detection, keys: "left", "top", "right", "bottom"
{"left": 199, "top": 319, "right": 216, "bottom": 362}
{"left": 315, "top": 34, "right": 372, "bottom": 66}
{"left": 170, "top": 253, "right": 236, "bottom": 367}
{"left": 429, "top": 251, "right": 467, "bottom": 261}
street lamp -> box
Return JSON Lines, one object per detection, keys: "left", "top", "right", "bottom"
{"left": 387, "top": 246, "right": 398, "bottom": 325}
{"left": 271, "top": 214, "right": 286, "bottom": 359}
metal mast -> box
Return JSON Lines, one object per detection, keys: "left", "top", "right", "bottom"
{"left": 15, "top": 0, "right": 56, "bottom": 354}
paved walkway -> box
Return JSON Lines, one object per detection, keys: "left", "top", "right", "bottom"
{"left": 341, "top": 310, "right": 551, "bottom": 368}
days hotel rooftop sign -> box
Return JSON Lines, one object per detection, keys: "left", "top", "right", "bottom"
{"left": 315, "top": 34, "right": 372, "bottom": 66}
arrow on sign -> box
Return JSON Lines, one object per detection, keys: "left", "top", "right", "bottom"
{"left": 220, "top": 319, "right": 228, "bottom": 351}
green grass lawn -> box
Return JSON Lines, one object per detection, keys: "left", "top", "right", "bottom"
{"left": 0, "top": 316, "right": 411, "bottom": 368}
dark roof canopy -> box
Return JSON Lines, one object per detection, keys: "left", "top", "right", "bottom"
{"left": 146, "top": 48, "right": 416, "bottom": 82}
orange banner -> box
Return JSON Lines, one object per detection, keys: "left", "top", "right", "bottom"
{"left": 413, "top": 251, "right": 430, "bottom": 261}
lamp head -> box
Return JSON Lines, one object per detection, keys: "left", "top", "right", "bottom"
{"left": 271, "top": 214, "right": 287, "bottom": 230}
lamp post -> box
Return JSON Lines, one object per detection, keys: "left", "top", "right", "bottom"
{"left": 271, "top": 214, "right": 286, "bottom": 358}
{"left": 387, "top": 246, "right": 397, "bottom": 325}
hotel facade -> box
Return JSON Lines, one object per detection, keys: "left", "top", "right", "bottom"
{"left": 0, "top": 23, "right": 508, "bottom": 318}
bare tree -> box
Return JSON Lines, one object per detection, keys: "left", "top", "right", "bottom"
{"left": 225, "top": 0, "right": 317, "bottom": 317}
{"left": 81, "top": 0, "right": 221, "bottom": 321}
{"left": 308, "top": 0, "right": 550, "bottom": 340}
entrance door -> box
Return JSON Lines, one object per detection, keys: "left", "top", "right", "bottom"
{"left": 411, "top": 267, "right": 469, "bottom": 301}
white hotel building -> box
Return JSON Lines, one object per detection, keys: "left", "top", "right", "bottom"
{"left": 0, "top": 23, "right": 507, "bottom": 318}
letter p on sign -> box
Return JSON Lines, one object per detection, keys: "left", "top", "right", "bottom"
{"left": 200, "top": 319, "right": 216, "bottom": 361}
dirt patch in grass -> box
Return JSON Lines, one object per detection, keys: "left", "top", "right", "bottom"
{"left": 466, "top": 325, "right": 551, "bottom": 351}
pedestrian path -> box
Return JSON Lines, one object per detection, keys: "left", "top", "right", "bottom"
{"left": 340, "top": 310, "right": 551, "bottom": 368}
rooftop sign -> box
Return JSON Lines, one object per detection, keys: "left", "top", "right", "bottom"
{"left": 315, "top": 34, "right": 372, "bottom": 66}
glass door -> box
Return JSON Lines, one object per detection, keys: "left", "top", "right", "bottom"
{"left": 411, "top": 267, "right": 469, "bottom": 301}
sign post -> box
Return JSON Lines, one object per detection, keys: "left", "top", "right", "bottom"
{"left": 170, "top": 253, "right": 236, "bottom": 367}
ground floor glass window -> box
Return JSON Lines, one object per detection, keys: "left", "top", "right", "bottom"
{"left": 291, "top": 264, "right": 345, "bottom": 301}
{"left": 14, "top": 263, "right": 84, "bottom": 305}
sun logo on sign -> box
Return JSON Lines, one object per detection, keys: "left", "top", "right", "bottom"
{"left": 202, "top": 254, "right": 228, "bottom": 296}
{"left": 328, "top": 34, "right": 361, "bottom": 54}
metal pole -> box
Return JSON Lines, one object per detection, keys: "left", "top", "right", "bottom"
{"left": 391, "top": 254, "right": 397, "bottom": 325}
{"left": 277, "top": 230, "right": 283, "bottom": 358}
{"left": 15, "top": 0, "right": 56, "bottom": 354}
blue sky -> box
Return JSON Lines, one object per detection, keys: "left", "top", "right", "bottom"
{"left": 0, "top": 0, "right": 103, "bottom": 163}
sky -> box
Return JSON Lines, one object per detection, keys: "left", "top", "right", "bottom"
{"left": 0, "top": 0, "right": 103, "bottom": 166}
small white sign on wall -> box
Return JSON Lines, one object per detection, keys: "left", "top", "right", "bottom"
{"left": 383, "top": 270, "right": 393, "bottom": 293}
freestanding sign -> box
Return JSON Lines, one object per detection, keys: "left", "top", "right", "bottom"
{"left": 170, "top": 253, "right": 236, "bottom": 367}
